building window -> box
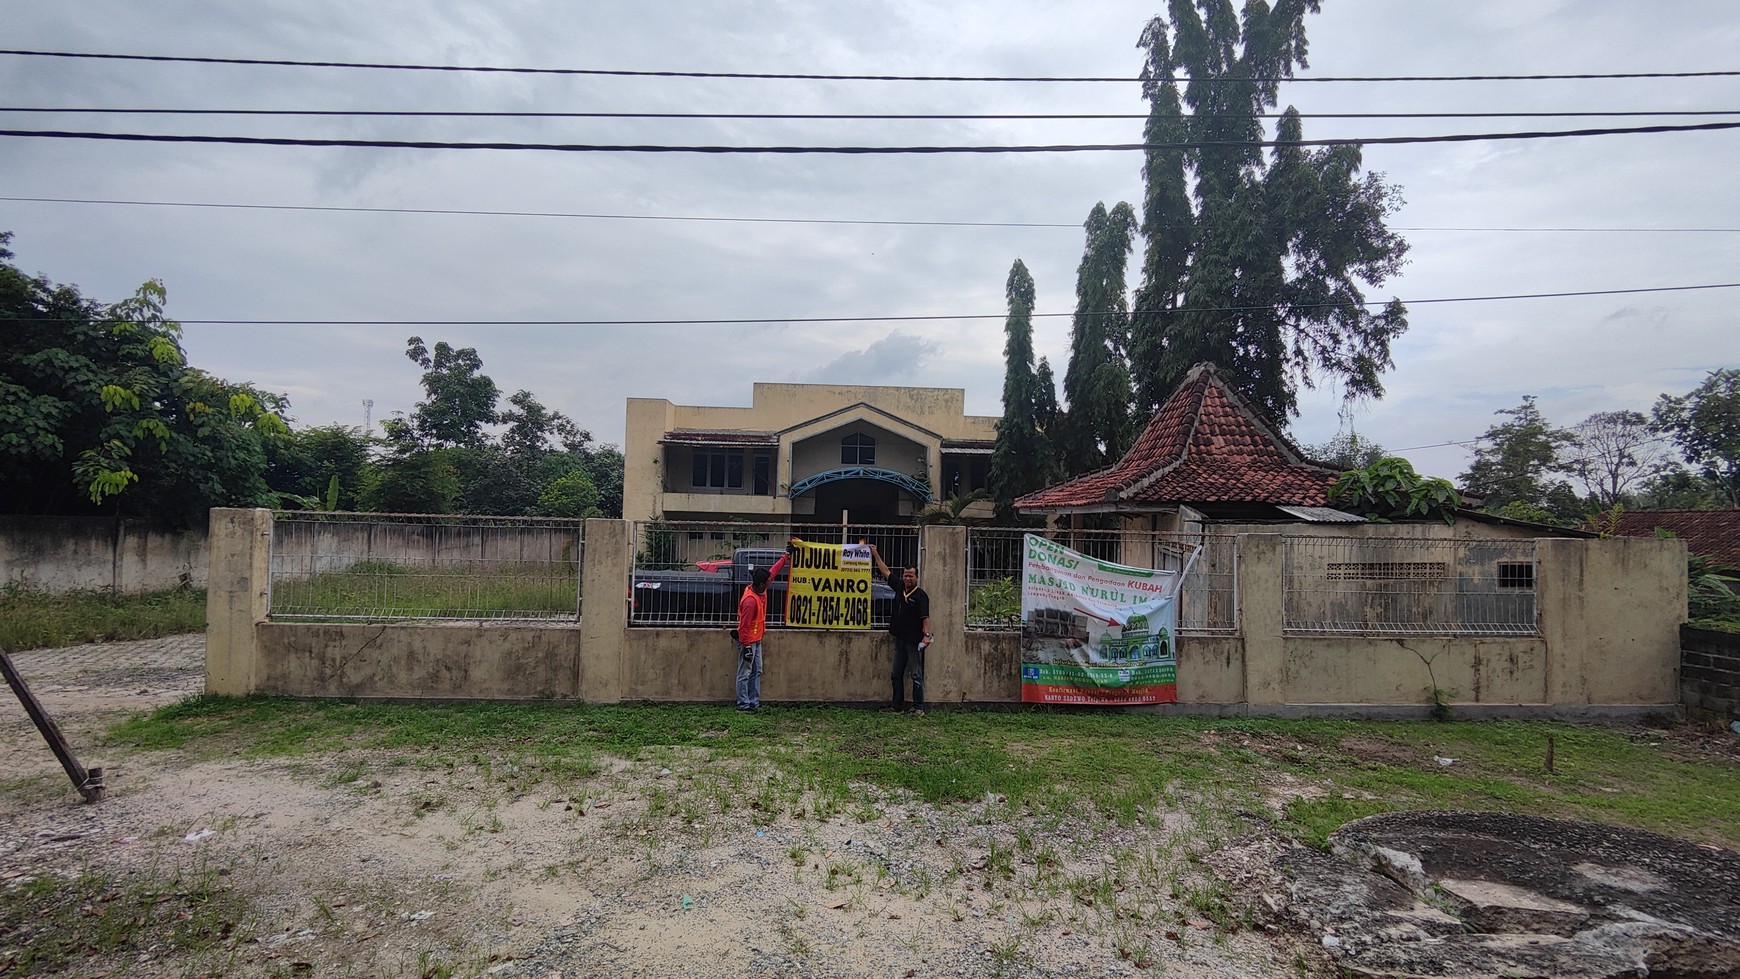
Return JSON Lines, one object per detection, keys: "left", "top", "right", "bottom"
{"left": 753, "top": 452, "right": 772, "bottom": 495}
{"left": 690, "top": 449, "right": 744, "bottom": 489}
{"left": 842, "top": 433, "right": 876, "bottom": 466}
{"left": 1497, "top": 562, "right": 1535, "bottom": 590}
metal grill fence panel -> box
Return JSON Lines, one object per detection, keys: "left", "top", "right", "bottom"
{"left": 629, "top": 520, "right": 920, "bottom": 628}
{"left": 963, "top": 527, "right": 1238, "bottom": 633}
{"left": 1281, "top": 536, "right": 1539, "bottom": 635}
{"left": 268, "top": 512, "right": 584, "bottom": 621}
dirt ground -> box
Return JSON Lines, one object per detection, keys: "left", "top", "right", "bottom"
{"left": 1, "top": 636, "right": 1320, "bottom": 979}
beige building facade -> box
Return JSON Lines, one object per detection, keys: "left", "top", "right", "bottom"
{"left": 623, "top": 383, "right": 1000, "bottom": 527}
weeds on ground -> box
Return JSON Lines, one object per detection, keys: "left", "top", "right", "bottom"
{"left": 105, "top": 700, "right": 1740, "bottom": 850}
{"left": 0, "top": 862, "right": 250, "bottom": 975}
{"left": 0, "top": 582, "right": 205, "bottom": 651}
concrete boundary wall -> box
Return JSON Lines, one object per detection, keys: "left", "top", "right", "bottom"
{"left": 205, "top": 510, "right": 1689, "bottom": 715}
{"left": 1, "top": 516, "right": 208, "bottom": 593}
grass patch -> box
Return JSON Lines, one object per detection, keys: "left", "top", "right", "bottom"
{"left": 0, "top": 583, "right": 204, "bottom": 651}
{"left": 269, "top": 561, "right": 577, "bottom": 620}
{"left": 0, "top": 864, "right": 250, "bottom": 975}
{"left": 105, "top": 700, "right": 1740, "bottom": 850}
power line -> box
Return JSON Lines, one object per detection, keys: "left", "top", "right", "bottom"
{"left": 9, "top": 195, "right": 1740, "bottom": 234}
{"left": 0, "top": 195, "right": 1077, "bottom": 228}
{"left": 6, "top": 106, "right": 1740, "bottom": 121}
{"left": 5, "top": 282, "right": 1725, "bottom": 328}
{"left": 6, "top": 49, "right": 1740, "bottom": 84}
{"left": 5, "top": 120, "right": 1740, "bottom": 153}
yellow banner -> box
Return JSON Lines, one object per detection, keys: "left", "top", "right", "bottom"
{"left": 784, "top": 540, "right": 874, "bottom": 629}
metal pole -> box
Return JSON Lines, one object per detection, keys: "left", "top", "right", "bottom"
{"left": 0, "top": 647, "right": 104, "bottom": 803}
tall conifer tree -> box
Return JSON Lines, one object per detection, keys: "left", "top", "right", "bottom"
{"left": 1129, "top": 1, "right": 1408, "bottom": 423}
{"left": 989, "top": 260, "right": 1049, "bottom": 520}
{"left": 1060, "top": 202, "right": 1137, "bottom": 475}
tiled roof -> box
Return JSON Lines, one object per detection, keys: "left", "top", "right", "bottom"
{"left": 662, "top": 429, "right": 778, "bottom": 445}
{"left": 1016, "top": 363, "right": 1338, "bottom": 512}
{"left": 1613, "top": 509, "right": 1740, "bottom": 569}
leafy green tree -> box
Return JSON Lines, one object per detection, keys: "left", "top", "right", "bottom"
{"left": 370, "top": 341, "right": 622, "bottom": 517}
{"left": 989, "top": 259, "right": 1052, "bottom": 520}
{"left": 359, "top": 447, "right": 460, "bottom": 513}
{"left": 537, "top": 468, "right": 603, "bottom": 518}
{"left": 1653, "top": 369, "right": 1740, "bottom": 506}
{"left": 1060, "top": 202, "right": 1137, "bottom": 475}
{"left": 1129, "top": 2, "right": 1409, "bottom": 422}
{"left": 1305, "top": 431, "right": 1387, "bottom": 471}
{"left": 0, "top": 231, "right": 286, "bottom": 525}
{"left": 265, "top": 424, "right": 373, "bottom": 511}
{"left": 1328, "top": 457, "right": 1460, "bottom": 523}
{"left": 404, "top": 336, "right": 499, "bottom": 448}
{"left": 1459, "top": 396, "right": 1577, "bottom": 517}
{"left": 1635, "top": 468, "right": 1725, "bottom": 510}
{"left": 500, "top": 389, "right": 587, "bottom": 459}
{"left": 574, "top": 445, "right": 622, "bottom": 521}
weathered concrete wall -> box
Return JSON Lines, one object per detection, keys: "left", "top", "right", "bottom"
{"left": 206, "top": 508, "right": 270, "bottom": 696}
{"left": 1537, "top": 537, "right": 1685, "bottom": 705}
{"left": 961, "top": 632, "right": 1021, "bottom": 703}
{"left": 1681, "top": 625, "right": 1740, "bottom": 721}
{"left": 256, "top": 622, "right": 580, "bottom": 700}
{"left": 1, "top": 516, "right": 208, "bottom": 593}
{"left": 1277, "top": 637, "right": 1547, "bottom": 705}
{"left": 210, "top": 513, "right": 1688, "bottom": 712}
{"left": 622, "top": 628, "right": 893, "bottom": 702}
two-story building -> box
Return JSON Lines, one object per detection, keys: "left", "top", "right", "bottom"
{"left": 623, "top": 383, "right": 999, "bottom": 533}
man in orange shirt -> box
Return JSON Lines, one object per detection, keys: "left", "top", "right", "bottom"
{"left": 735, "top": 548, "right": 790, "bottom": 712}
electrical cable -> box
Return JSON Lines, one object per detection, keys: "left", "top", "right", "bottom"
{"left": 5, "top": 120, "right": 1740, "bottom": 152}
{"left": 6, "top": 106, "right": 1740, "bottom": 121}
{"left": 8, "top": 195, "right": 1740, "bottom": 234}
{"left": 3, "top": 282, "right": 1728, "bottom": 328}
{"left": 5, "top": 49, "right": 1740, "bottom": 84}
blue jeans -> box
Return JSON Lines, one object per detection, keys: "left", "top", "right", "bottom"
{"left": 891, "top": 637, "right": 924, "bottom": 707}
{"left": 735, "top": 639, "right": 763, "bottom": 708}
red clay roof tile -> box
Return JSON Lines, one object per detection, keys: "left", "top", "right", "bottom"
{"left": 1016, "top": 363, "right": 1338, "bottom": 511}
{"left": 1613, "top": 509, "right": 1740, "bottom": 569}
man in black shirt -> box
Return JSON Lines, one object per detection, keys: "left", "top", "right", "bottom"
{"left": 867, "top": 541, "right": 930, "bottom": 715}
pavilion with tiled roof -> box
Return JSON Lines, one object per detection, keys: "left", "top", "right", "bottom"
{"left": 1016, "top": 362, "right": 1346, "bottom": 525}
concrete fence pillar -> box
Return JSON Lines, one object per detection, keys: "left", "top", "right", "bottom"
{"left": 1238, "top": 534, "right": 1286, "bottom": 705}
{"left": 1538, "top": 536, "right": 1686, "bottom": 707}
{"left": 205, "top": 507, "right": 272, "bottom": 695}
{"left": 578, "top": 517, "right": 631, "bottom": 702}
{"left": 921, "top": 524, "right": 968, "bottom": 703}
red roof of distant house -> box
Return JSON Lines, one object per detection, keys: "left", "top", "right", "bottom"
{"left": 1612, "top": 509, "right": 1740, "bottom": 569}
{"left": 1016, "top": 363, "right": 1339, "bottom": 513}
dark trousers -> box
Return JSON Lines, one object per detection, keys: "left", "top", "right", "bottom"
{"left": 891, "top": 637, "right": 925, "bottom": 707}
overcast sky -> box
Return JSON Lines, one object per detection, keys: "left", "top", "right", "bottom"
{"left": 4, "top": 0, "right": 1737, "bottom": 484}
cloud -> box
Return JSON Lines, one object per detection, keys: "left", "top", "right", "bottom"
{"left": 803, "top": 331, "right": 940, "bottom": 385}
